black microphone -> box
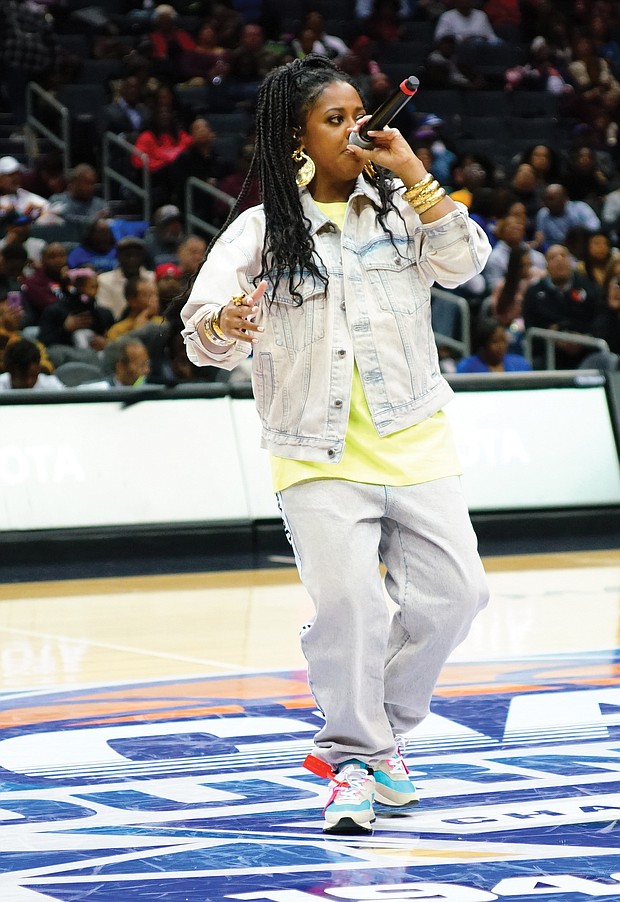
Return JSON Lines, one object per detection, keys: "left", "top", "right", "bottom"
{"left": 349, "top": 76, "right": 419, "bottom": 149}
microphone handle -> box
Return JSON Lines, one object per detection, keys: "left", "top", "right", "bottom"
{"left": 349, "top": 76, "right": 419, "bottom": 149}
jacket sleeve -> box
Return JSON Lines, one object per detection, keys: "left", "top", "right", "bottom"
{"left": 410, "top": 202, "right": 492, "bottom": 289}
{"left": 180, "top": 208, "right": 264, "bottom": 371}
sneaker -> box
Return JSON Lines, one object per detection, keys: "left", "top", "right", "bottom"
{"left": 323, "top": 761, "right": 376, "bottom": 835}
{"left": 373, "top": 742, "right": 419, "bottom": 807}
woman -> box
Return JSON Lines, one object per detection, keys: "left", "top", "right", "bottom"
{"left": 456, "top": 316, "right": 532, "bottom": 373}
{"left": 181, "top": 55, "right": 491, "bottom": 836}
{"left": 575, "top": 230, "right": 617, "bottom": 287}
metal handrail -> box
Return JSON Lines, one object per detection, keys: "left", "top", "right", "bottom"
{"left": 25, "top": 82, "right": 70, "bottom": 174}
{"left": 524, "top": 327, "right": 610, "bottom": 370}
{"left": 185, "top": 176, "right": 235, "bottom": 238}
{"left": 102, "top": 132, "right": 152, "bottom": 224}
{"left": 431, "top": 287, "right": 471, "bottom": 358}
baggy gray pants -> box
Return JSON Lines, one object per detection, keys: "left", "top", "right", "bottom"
{"left": 277, "top": 476, "right": 490, "bottom": 768}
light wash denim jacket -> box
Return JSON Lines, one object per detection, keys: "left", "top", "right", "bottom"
{"left": 181, "top": 176, "right": 491, "bottom": 462}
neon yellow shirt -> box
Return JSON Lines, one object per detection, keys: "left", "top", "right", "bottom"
{"left": 271, "top": 201, "right": 462, "bottom": 492}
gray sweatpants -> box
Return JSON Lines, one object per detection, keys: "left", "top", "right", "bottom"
{"left": 277, "top": 476, "right": 489, "bottom": 768}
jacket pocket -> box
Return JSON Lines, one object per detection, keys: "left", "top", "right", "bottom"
{"left": 270, "top": 282, "right": 326, "bottom": 352}
{"left": 361, "top": 239, "right": 426, "bottom": 315}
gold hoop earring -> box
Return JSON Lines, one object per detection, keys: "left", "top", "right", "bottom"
{"left": 292, "top": 146, "right": 316, "bottom": 187}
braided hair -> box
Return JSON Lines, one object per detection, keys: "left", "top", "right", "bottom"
{"left": 187, "top": 55, "right": 401, "bottom": 305}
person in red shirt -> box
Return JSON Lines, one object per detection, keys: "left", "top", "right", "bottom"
{"left": 149, "top": 5, "right": 195, "bottom": 62}
{"left": 132, "top": 106, "right": 193, "bottom": 208}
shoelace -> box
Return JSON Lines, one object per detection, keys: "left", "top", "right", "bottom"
{"left": 324, "top": 766, "right": 372, "bottom": 811}
{"left": 387, "top": 736, "right": 410, "bottom": 775}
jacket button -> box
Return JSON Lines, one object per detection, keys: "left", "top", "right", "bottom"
{"left": 340, "top": 301, "right": 346, "bottom": 310}
{"left": 337, "top": 348, "right": 346, "bottom": 357}
{"left": 327, "top": 448, "right": 335, "bottom": 457}
{"left": 334, "top": 398, "right": 343, "bottom": 407}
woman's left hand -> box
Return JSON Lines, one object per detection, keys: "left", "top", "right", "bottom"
{"left": 345, "top": 117, "right": 426, "bottom": 187}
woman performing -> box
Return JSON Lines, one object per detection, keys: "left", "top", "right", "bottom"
{"left": 181, "top": 55, "right": 491, "bottom": 836}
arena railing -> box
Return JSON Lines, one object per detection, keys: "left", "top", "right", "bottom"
{"left": 524, "top": 327, "right": 611, "bottom": 370}
{"left": 25, "top": 82, "right": 71, "bottom": 175}
{"left": 102, "top": 132, "right": 152, "bottom": 224}
{"left": 185, "top": 176, "right": 235, "bottom": 238}
{"left": 431, "top": 287, "right": 471, "bottom": 358}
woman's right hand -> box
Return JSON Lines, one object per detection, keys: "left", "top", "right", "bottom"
{"left": 218, "top": 280, "right": 267, "bottom": 344}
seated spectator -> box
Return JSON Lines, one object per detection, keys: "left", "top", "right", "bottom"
{"left": 68, "top": 220, "right": 118, "bottom": 273}
{"left": 516, "top": 144, "right": 563, "bottom": 203}
{"left": 425, "top": 35, "right": 485, "bottom": 89}
{"left": 567, "top": 33, "right": 620, "bottom": 128}
{"left": 48, "top": 165, "right": 109, "bottom": 228}
{"left": 0, "top": 244, "right": 28, "bottom": 300}
{"left": 149, "top": 4, "right": 195, "bottom": 76}
{"left": 20, "top": 153, "right": 66, "bottom": 200}
{"left": 108, "top": 336, "right": 152, "bottom": 388}
{"left": 178, "top": 117, "right": 234, "bottom": 218}
{"left": 359, "top": 0, "right": 406, "bottom": 44}
{"left": 561, "top": 145, "right": 613, "bottom": 212}
{"left": 143, "top": 205, "right": 186, "bottom": 267}
{"left": 589, "top": 14, "right": 620, "bottom": 78}
{"left": 483, "top": 213, "right": 546, "bottom": 291}
{"left": 38, "top": 269, "right": 113, "bottom": 358}
{"left": 509, "top": 164, "right": 543, "bottom": 239}
{"left": 96, "top": 237, "right": 155, "bottom": 322}
{"left": 434, "top": 0, "right": 500, "bottom": 45}
{"left": 0, "top": 215, "right": 44, "bottom": 273}
{"left": 132, "top": 106, "right": 193, "bottom": 209}
{"left": 0, "top": 339, "right": 64, "bottom": 391}
{"left": 228, "top": 23, "right": 279, "bottom": 104}
{"left": 505, "top": 35, "right": 572, "bottom": 94}
{"left": 0, "top": 290, "right": 53, "bottom": 373}
{"left": 410, "top": 115, "right": 457, "bottom": 186}
{"left": 154, "top": 262, "right": 183, "bottom": 314}
{"left": 22, "top": 243, "right": 72, "bottom": 324}
{"left": 300, "top": 11, "right": 349, "bottom": 62}
{"left": 534, "top": 184, "right": 601, "bottom": 250}
{"left": 591, "top": 258, "right": 620, "bottom": 355}
{"left": 180, "top": 20, "right": 230, "bottom": 83}
{"left": 0, "top": 157, "right": 50, "bottom": 227}
{"left": 575, "top": 230, "right": 618, "bottom": 287}
{"left": 522, "top": 243, "right": 601, "bottom": 368}
{"left": 456, "top": 317, "right": 532, "bottom": 373}
{"left": 107, "top": 276, "right": 163, "bottom": 342}
{"left": 101, "top": 76, "right": 150, "bottom": 142}
{"left": 449, "top": 156, "right": 492, "bottom": 208}
{"left": 177, "top": 235, "right": 207, "bottom": 290}
{"left": 487, "top": 244, "right": 539, "bottom": 352}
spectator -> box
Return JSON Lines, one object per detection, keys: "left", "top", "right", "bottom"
{"left": 425, "top": 35, "right": 485, "bottom": 89}
{"left": 591, "top": 258, "right": 620, "bottom": 355}
{"left": 132, "top": 105, "right": 193, "bottom": 208}
{"left": 48, "top": 165, "right": 109, "bottom": 228}
{"left": 149, "top": 4, "right": 195, "bottom": 68}
{"left": 107, "top": 276, "right": 163, "bottom": 342}
{"left": 483, "top": 214, "right": 546, "bottom": 291}
{"left": 505, "top": 35, "right": 572, "bottom": 94}
{"left": 0, "top": 1, "right": 57, "bottom": 140}
{"left": 0, "top": 244, "right": 28, "bottom": 298}
{"left": 154, "top": 262, "right": 183, "bottom": 309}
{"left": 359, "top": 0, "right": 406, "bottom": 45}
{"left": 0, "top": 212, "right": 46, "bottom": 271}
{"left": 522, "top": 243, "right": 601, "bottom": 367}
{"left": 488, "top": 244, "right": 540, "bottom": 352}
{"left": 456, "top": 317, "right": 532, "bottom": 373}
{"left": 300, "top": 11, "right": 349, "bottom": 62}
{"left": 0, "top": 157, "right": 50, "bottom": 226}
{"left": 567, "top": 33, "right": 620, "bottom": 128}
{"left": 509, "top": 163, "right": 543, "bottom": 238}
{"left": 144, "top": 205, "right": 186, "bottom": 267}
{"left": 101, "top": 76, "right": 150, "bottom": 142}
{"left": 534, "top": 183, "right": 601, "bottom": 249}
{"left": 228, "top": 23, "right": 278, "bottom": 103}
{"left": 0, "top": 339, "right": 64, "bottom": 391}
{"left": 449, "top": 157, "right": 492, "bottom": 207}
{"left": 68, "top": 220, "right": 118, "bottom": 273}
{"left": 38, "top": 269, "right": 113, "bottom": 358}
{"left": 575, "top": 230, "right": 618, "bottom": 287}
{"left": 179, "top": 20, "right": 230, "bottom": 82}
{"left": 561, "top": 145, "right": 612, "bottom": 211}
{"left": 178, "top": 117, "right": 234, "bottom": 219}
{"left": 483, "top": 0, "right": 521, "bottom": 27}
{"left": 517, "top": 143, "right": 563, "bottom": 201}
{"left": 177, "top": 235, "right": 207, "bottom": 290}
{"left": 20, "top": 153, "right": 66, "bottom": 199}
{"left": 22, "top": 242, "right": 71, "bottom": 324}
{"left": 109, "top": 336, "right": 152, "bottom": 387}
{"left": 434, "top": 0, "right": 500, "bottom": 45}
{"left": 0, "top": 290, "right": 54, "bottom": 373}
{"left": 601, "top": 184, "right": 620, "bottom": 244}
{"left": 96, "top": 237, "right": 155, "bottom": 322}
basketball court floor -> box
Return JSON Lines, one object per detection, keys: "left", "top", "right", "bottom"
{"left": 1, "top": 547, "right": 620, "bottom": 901}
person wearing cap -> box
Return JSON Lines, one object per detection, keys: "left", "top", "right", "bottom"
{"left": 48, "top": 165, "right": 109, "bottom": 228}
{"left": 96, "top": 237, "right": 155, "bottom": 322}
{"left": 0, "top": 157, "right": 50, "bottom": 227}
{"left": 143, "top": 205, "right": 185, "bottom": 268}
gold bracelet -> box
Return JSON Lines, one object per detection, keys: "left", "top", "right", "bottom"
{"left": 211, "top": 307, "right": 233, "bottom": 342}
{"left": 402, "top": 173, "right": 433, "bottom": 203}
{"left": 411, "top": 179, "right": 440, "bottom": 200}
{"left": 412, "top": 187, "right": 446, "bottom": 214}
{"left": 203, "top": 311, "right": 234, "bottom": 346}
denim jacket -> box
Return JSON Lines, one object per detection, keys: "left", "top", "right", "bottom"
{"left": 181, "top": 176, "right": 491, "bottom": 462}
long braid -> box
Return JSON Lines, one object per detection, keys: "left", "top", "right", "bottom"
{"left": 182, "top": 55, "right": 405, "bottom": 307}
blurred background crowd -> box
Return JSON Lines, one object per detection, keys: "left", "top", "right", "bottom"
{"left": 0, "top": 0, "right": 620, "bottom": 390}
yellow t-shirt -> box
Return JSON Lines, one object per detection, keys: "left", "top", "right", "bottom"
{"left": 271, "top": 201, "right": 462, "bottom": 492}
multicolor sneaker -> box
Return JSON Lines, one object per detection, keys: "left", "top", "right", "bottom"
{"left": 323, "top": 761, "right": 376, "bottom": 835}
{"left": 373, "top": 741, "right": 419, "bottom": 807}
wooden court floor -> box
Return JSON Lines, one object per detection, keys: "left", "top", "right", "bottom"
{"left": 0, "top": 548, "right": 619, "bottom": 901}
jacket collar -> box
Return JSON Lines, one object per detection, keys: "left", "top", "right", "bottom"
{"left": 299, "top": 175, "right": 382, "bottom": 235}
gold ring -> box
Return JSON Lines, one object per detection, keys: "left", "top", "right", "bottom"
{"left": 231, "top": 294, "right": 246, "bottom": 306}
